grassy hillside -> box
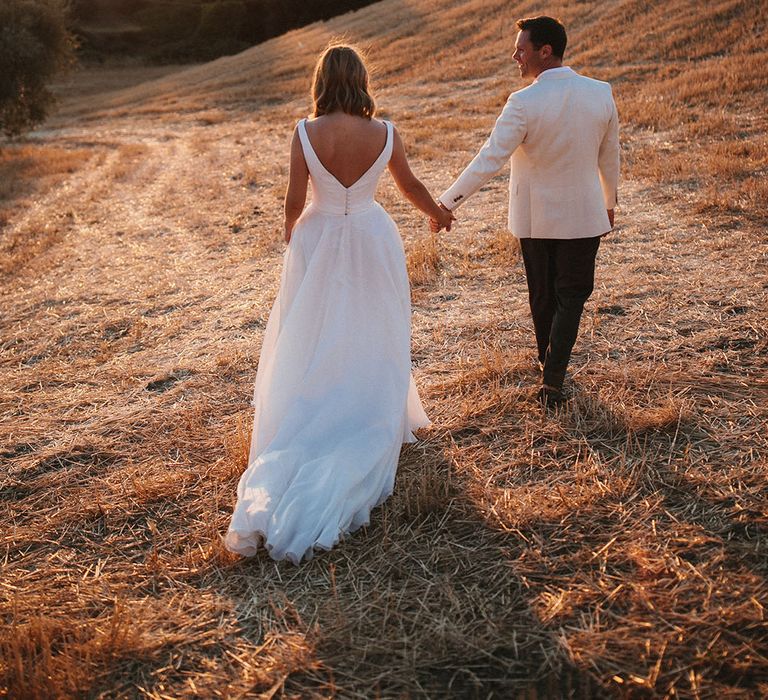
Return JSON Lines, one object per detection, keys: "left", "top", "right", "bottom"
{"left": 57, "top": 0, "right": 768, "bottom": 226}
{"left": 1, "top": 0, "right": 766, "bottom": 697}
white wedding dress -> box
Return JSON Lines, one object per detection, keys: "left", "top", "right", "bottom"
{"left": 225, "top": 118, "right": 430, "bottom": 564}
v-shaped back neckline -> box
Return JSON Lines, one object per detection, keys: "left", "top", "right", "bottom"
{"left": 300, "top": 118, "right": 390, "bottom": 190}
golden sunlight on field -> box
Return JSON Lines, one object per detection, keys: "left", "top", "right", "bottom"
{"left": 1, "top": 0, "right": 766, "bottom": 697}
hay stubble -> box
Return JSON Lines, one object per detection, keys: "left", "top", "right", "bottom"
{"left": 2, "top": 0, "right": 767, "bottom": 697}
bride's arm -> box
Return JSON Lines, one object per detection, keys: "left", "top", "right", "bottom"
{"left": 388, "top": 127, "right": 454, "bottom": 231}
{"left": 284, "top": 127, "right": 309, "bottom": 243}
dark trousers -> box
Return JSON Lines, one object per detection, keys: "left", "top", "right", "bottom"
{"left": 520, "top": 235, "right": 601, "bottom": 389}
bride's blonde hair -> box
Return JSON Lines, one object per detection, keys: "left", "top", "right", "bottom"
{"left": 311, "top": 43, "right": 375, "bottom": 119}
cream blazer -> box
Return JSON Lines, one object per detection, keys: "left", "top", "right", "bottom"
{"left": 440, "top": 67, "right": 619, "bottom": 239}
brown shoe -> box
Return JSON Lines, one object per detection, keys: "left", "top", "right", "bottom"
{"left": 537, "top": 384, "right": 566, "bottom": 409}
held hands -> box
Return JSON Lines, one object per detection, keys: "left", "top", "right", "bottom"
{"left": 429, "top": 203, "right": 456, "bottom": 233}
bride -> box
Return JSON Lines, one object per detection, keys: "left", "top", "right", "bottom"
{"left": 225, "top": 43, "right": 454, "bottom": 564}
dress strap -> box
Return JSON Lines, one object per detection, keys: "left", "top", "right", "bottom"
{"left": 382, "top": 120, "right": 394, "bottom": 163}
{"left": 297, "top": 118, "right": 322, "bottom": 172}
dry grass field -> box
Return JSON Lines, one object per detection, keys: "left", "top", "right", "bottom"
{"left": 2, "top": 0, "right": 767, "bottom": 697}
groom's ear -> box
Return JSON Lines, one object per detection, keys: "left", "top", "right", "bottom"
{"left": 540, "top": 44, "right": 553, "bottom": 59}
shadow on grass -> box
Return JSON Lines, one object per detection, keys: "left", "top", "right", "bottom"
{"left": 205, "top": 433, "right": 611, "bottom": 699}
{"left": 534, "top": 382, "right": 768, "bottom": 694}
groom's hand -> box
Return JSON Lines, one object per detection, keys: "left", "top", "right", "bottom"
{"left": 430, "top": 203, "right": 456, "bottom": 233}
{"left": 607, "top": 209, "right": 615, "bottom": 228}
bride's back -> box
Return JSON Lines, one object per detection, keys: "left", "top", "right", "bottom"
{"left": 304, "top": 113, "right": 388, "bottom": 188}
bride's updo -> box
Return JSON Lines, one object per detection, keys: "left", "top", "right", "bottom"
{"left": 311, "top": 44, "right": 375, "bottom": 119}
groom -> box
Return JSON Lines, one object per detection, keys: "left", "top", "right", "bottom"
{"left": 435, "top": 15, "right": 620, "bottom": 407}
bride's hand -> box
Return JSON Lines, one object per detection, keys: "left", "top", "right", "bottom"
{"left": 284, "top": 221, "right": 294, "bottom": 244}
{"left": 430, "top": 204, "right": 455, "bottom": 233}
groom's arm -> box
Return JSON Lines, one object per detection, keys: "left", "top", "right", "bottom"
{"left": 598, "top": 90, "right": 620, "bottom": 210}
{"left": 439, "top": 95, "right": 526, "bottom": 211}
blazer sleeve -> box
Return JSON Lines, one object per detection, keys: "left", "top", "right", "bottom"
{"left": 598, "top": 89, "right": 620, "bottom": 209}
{"left": 439, "top": 94, "right": 526, "bottom": 211}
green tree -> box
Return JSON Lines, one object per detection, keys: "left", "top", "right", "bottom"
{"left": 0, "top": 0, "right": 76, "bottom": 137}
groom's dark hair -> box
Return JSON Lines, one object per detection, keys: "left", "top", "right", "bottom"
{"left": 516, "top": 16, "right": 567, "bottom": 59}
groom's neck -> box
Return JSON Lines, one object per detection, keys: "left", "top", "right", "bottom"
{"left": 535, "top": 58, "right": 564, "bottom": 77}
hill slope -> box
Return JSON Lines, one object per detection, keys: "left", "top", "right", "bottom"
{"left": 43, "top": 0, "right": 768, "bottom": 232}
{"left": 1, "top": 0, "right": 766, "bottom": 697}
